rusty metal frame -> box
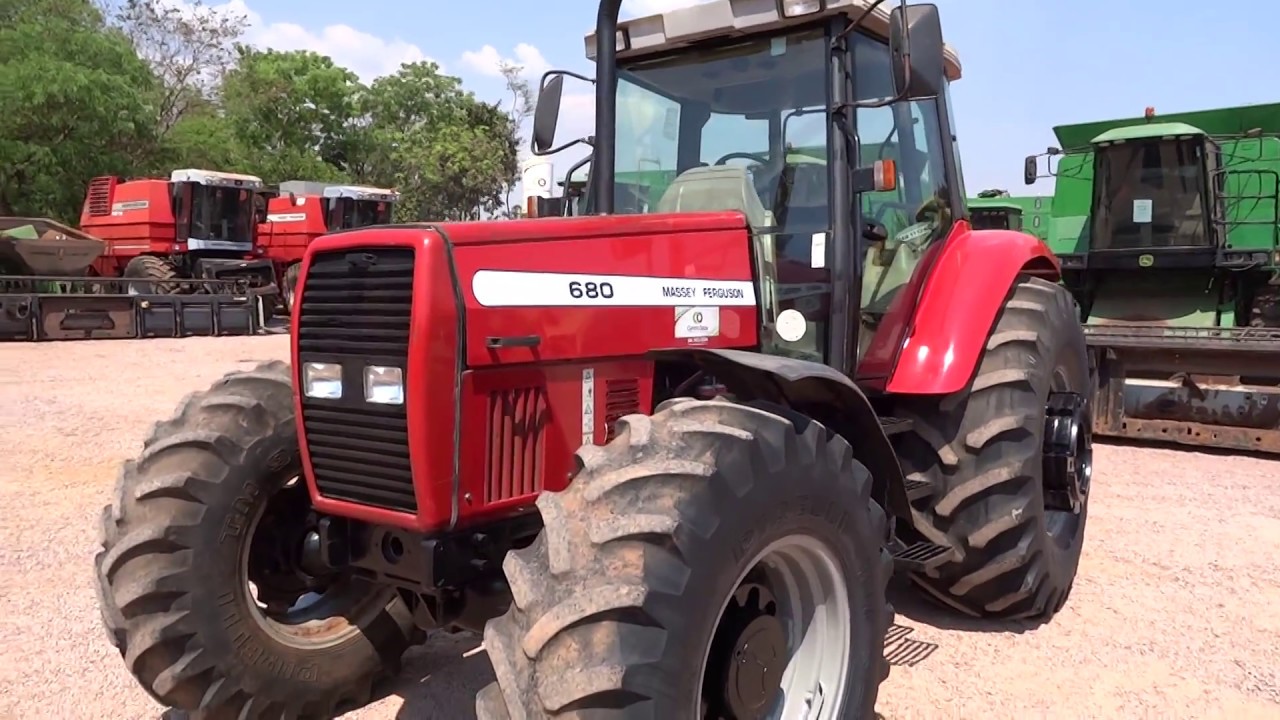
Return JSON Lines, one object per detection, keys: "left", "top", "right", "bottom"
{"left": 1090, "top": 323, "right": 1280, "bottom": 454}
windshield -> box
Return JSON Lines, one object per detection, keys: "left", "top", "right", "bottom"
{"left": 188, "top": 185, "right": 255, "bottom": 245}
{"left": 613, "top": 26, "right": 831, "bottom": 358}
{"left": 1092, "top": 138, "right": 1208, "bottom": 250}
{"left": 613, "top": 28, "right": 828, "bottom": 227}
{"left": 350, "top": 199, "right": 393, "bottom": 228}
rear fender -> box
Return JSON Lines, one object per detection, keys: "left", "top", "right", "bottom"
{"left": 886, "top": 228, "right": 1060, "bottom": 395}
{"left": 656, "top": 348, "right": 910, "bottom": 522}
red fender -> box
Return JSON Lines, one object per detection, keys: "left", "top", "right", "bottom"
{"left": 885, "top": 227, "right": 1061, "bottom": 396}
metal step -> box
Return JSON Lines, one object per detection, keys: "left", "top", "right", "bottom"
{"left": 902, "top": 476, "right": 932, "bottom": 501}
{"left": 879, "top": 415, "right": 913, "bottom": 436}
{"left": 889, "top": 540, "right": 954, "bottom": 573}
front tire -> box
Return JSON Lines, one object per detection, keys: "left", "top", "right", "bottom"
{"left": 895, "top": 276, "right": 1092, "bottom": 620}
{"left": 94, "top": 361, "right": 416, "bottom": 718}
{"left": 281, "top": 263, "right": 301, "bottom": 315}
{"left": 123, "top": 254, "right": 179, "bottom": 295}
{"left": 476, "top": 398, "right": 893, "bottom": 719}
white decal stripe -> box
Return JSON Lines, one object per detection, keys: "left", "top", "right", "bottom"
{"left": 471, "top": 270, "right": 756, "bottom": 307}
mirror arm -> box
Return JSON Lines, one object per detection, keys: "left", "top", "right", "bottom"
{"left": 532, "top": 136, "right": 595, "bottom": 158}
{"left": 539, "top": 68, "right": 595, "bottom": 90}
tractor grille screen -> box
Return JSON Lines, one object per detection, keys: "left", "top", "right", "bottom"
{"left": 1093, "top": 139, "right": 1209, "bottom": 250}
{"left": 297, "top": 248, "right": 417, "bottom": 513}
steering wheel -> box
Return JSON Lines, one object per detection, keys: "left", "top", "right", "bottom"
{"left": 713, "top": 151, "right": 770, "bottom": 166}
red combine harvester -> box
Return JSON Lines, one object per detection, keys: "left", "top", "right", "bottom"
{"left": 95, "top": 2, "right": 1095, "bottom": 718}
{"left": 259, "top": 181, "right": 399, "bottom": 310}
{"left": 82, "top": 168, "right": 277, "bottom": 296}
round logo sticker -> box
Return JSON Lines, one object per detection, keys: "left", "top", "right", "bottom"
{"left": 1138, "top": 254, "right": 1154, "bottom": 267}
{"left": 776, "top": 309, "right": 807, "bottom": 342}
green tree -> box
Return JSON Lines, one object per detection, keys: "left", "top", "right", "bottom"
{"left": 220, "top": 46, "right": 365, "bottom": 184}
{"left": 111, "top": 0, "right": 247, "bottom": 135}
{"left": 362, "top": 61, "right": 520, "bottom": 221}
{"left": 0, "top": 0, "right": 158, "bottom": 219}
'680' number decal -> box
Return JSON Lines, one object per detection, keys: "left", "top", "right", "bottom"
{"left": 568, "top": 280, "right": 614, "bottom": 299}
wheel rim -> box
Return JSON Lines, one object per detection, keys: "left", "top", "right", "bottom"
{"left": 1043, "top": 370, "right": 1090, "bottom": 548}
{"left": 697, "top": 534, "right": 852, "bottom": 720}
{"left": 240, "top": 476, "right": 393, "bottom": 648}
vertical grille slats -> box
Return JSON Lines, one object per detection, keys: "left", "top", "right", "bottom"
{"left": 297, "top": 248, "right": 417, "bottom": 513}
{"left": 485, "top": 387, "right": 548, "bottom": 504}
{"left": 604, "top": 378, "right": 641, "bottom": 442}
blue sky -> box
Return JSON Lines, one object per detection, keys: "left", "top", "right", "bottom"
{"left": 217, "top": 0, "right": 1280, "bottom": 195}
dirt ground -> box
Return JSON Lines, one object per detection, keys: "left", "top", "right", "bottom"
{"left": 1, "top": 335, "right": 1278, "bottom": 719}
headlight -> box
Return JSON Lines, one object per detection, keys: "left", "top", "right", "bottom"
{"left": 363, "top": 366, "right": 404, "bottom": 405}
{"left": 302, "top": 362, "right": 342, "bottom": 399}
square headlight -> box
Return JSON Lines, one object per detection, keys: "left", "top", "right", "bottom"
{"left": 364, "top": 366, "right": 404, "bottom": 405}
{"left": 302, "top": 362, "right": 342, "bottom": 399}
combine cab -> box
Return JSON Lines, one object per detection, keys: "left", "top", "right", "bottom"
{"left": 258, "top": 181, "right": 399, "bottom": 310}
{"left": 1028, "top": 103, "right": 1280, "bottom": 453}
{"left": 968, "top": 189, "right": 1053, "bottom": 241}
{"left": 97, "top": 2, "right": 1096, "bottom": 718}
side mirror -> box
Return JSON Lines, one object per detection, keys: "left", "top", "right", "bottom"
{"left": 532, "top": 74, "right": 565, "bottom": 155}
{"left": 1024, "top": 155, "right": 1038, "bottom": 185}
{"left": 889, "top": 3, "right": 944, "bottom": 100}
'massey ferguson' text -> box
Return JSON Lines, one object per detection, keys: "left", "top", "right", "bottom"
{"left": 662, "top": 285, "right": 745, "bottom": 300}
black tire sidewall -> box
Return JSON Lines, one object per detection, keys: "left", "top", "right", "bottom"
{"left": 184, "top": 421, "right": 406, "bottom": 700}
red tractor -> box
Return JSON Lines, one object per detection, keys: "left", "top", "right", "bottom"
{"left": 81, "top": 168, "right": 277, "bottom": 295}
{"left": 94, "top": 2, "right": 1094, "bottom": 718}
{"left": 259, "top": 181, "right": 399, "bottom": 310}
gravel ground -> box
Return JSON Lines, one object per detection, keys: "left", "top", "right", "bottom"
{"left": 1, "top": 336, "right": 1278, "bottom": 719}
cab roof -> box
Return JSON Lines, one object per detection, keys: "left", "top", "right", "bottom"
{"left": 170, "top": 169, "right": 264, "bottom": 189}
{"left": 585, "top": 0, "right": 961, "bottom": 81}
{"left": 1091, "top": 122, "right": 1206, "bottom": 146}
{"left": 321, "top": 185, "right": 400, "bottom": 201}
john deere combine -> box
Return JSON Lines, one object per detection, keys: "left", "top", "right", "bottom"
{"left": 1027, "top": 103, "right": 1280, "bottom": 453}
{"left": 968, "top": 189, "right": 1053, "bottom": 240}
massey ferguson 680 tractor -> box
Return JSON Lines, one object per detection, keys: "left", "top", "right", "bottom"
{"left": 95, "top": 2, "right": 1095, "bottom": 718}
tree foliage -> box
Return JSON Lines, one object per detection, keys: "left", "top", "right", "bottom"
{"left": 0, "top": 0, "right": 158, "bottom": 218}
{"left": 1, "top": 0, "right": 524, "bottom": 223}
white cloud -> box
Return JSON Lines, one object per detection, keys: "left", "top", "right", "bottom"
{"left": 459, "top": 43, "right": 551, "bottom": 79}
{"left": 167, "top": 0, "right": 434, "bottom": 82}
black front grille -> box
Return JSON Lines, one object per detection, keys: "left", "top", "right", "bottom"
{"left": 297, "top": 248, "right": 417, "bottom": 513}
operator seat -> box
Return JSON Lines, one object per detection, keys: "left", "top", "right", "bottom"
{"left": 656, "top": 166, "right": 808, "bottom": 353}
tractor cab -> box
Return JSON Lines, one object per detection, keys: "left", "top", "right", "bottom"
{"left": 969, "top": 198, "right": 1025, "bottom": 231}
{"left": 1088, "top": 123, "right": 1213, "bottom": 256}
{"left": 321, "top": 185, "right": 398, "bottom": 231}
{"left": 534, "top": 0, "right": 964, "bottom": 366}
{"left": 169, "top": 169, "right": 266, "bottom": 254}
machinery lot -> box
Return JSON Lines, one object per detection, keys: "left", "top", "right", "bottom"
{"left": 1, "top": 337, "right": 1278, "bottom": 719}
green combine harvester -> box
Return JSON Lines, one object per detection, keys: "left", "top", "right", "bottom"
{"left": 1026, "top": 103, "right": 1280, "bottom": 453}
{"left": 967, "top": 189, "right": 1053, "bottom": 241}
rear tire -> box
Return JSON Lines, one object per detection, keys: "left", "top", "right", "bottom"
{"left": 894, "top": 276, "right": 1092, "bottom": 620}
{"left": 476, "top": 398, "right": 893, "bottom": 719}
{"left": 123, "top": 254, "right": 179, "bottom": 295}
{"left": 94, "top": 361, "right": 416, "bottom": 718}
